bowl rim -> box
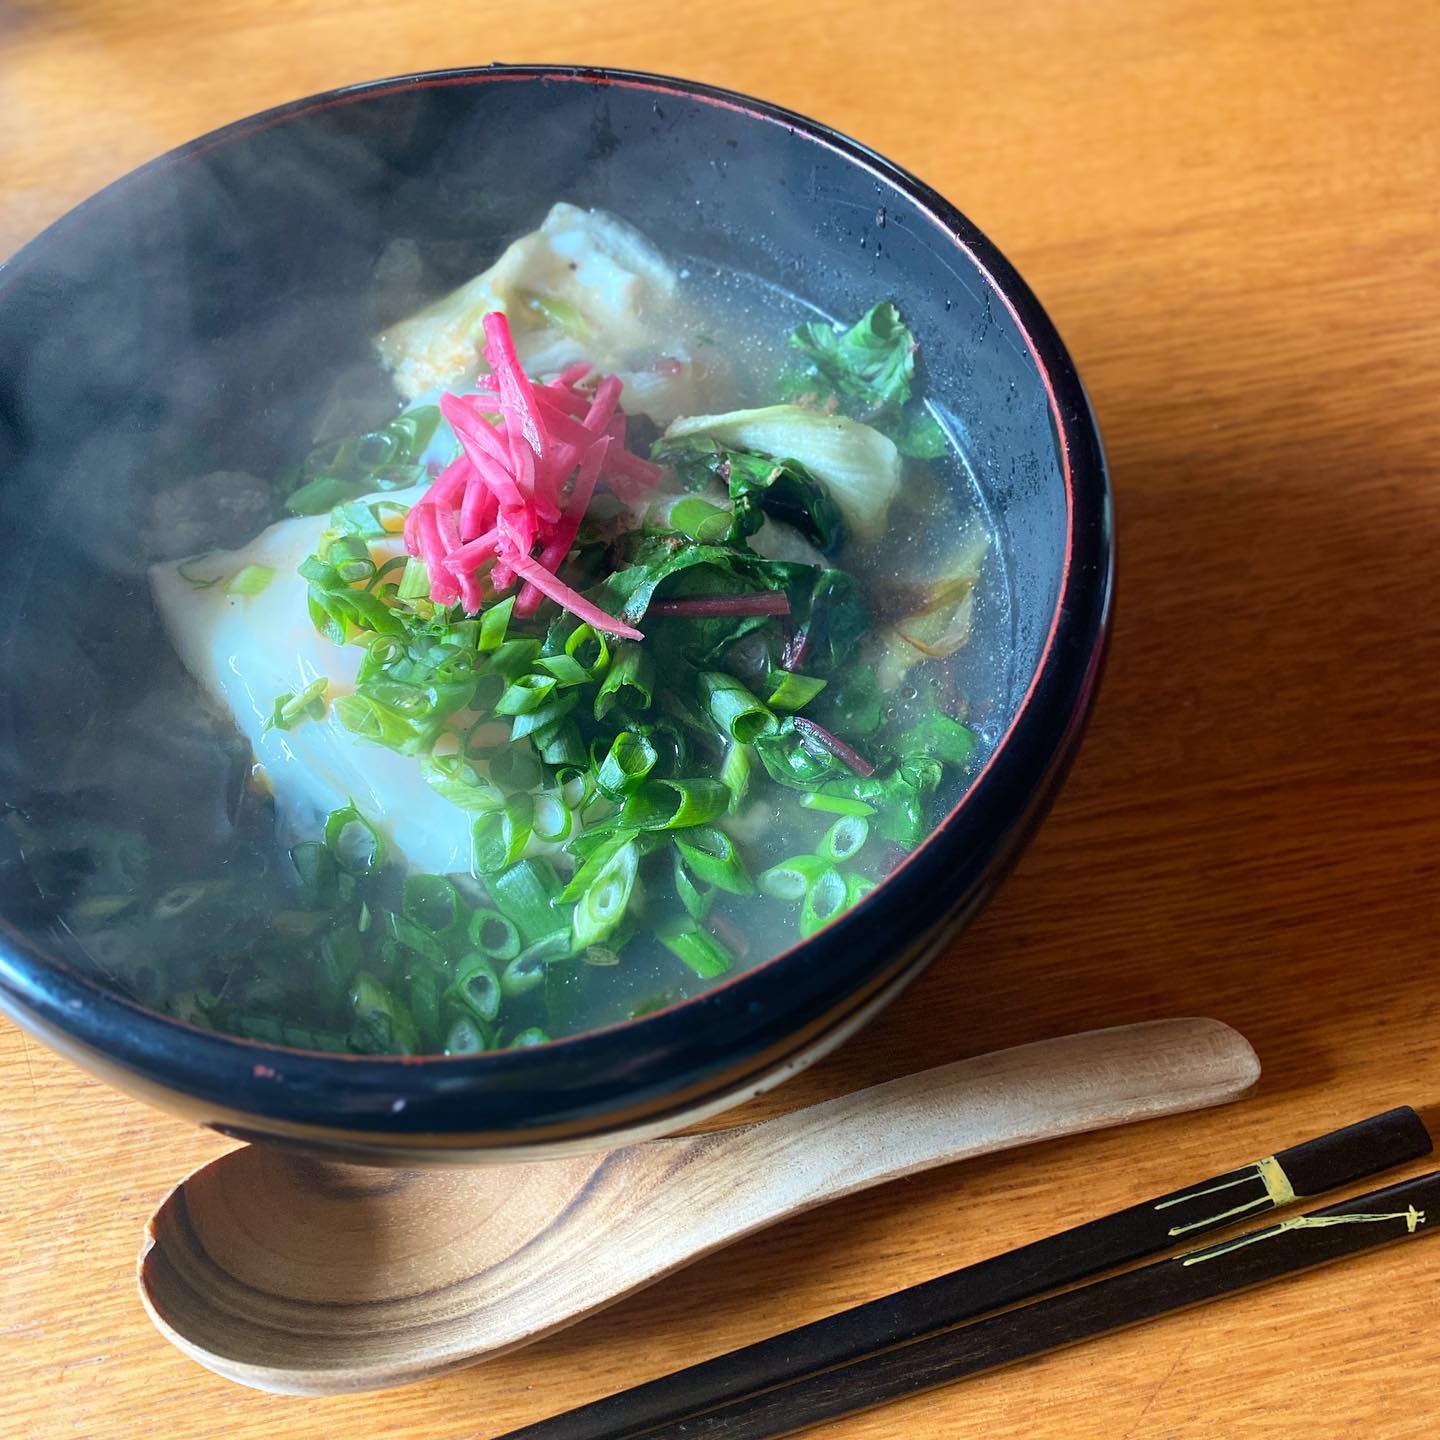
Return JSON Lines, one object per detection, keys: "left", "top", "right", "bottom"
{"left": 0, "top": 62, "right": 1113, "bottom": 1143}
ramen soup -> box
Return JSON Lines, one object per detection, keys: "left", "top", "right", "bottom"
{"left": 9, "top": 204, "right": 1006, "bottom": 1055}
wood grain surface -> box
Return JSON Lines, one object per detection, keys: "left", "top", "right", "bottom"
{"left": 2, "top": 2, "right": 1437, "bottom": 1437}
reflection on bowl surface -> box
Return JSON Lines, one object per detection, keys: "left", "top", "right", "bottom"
{"left": 0, "top": 66, "right": 1111, "bottom": 1161}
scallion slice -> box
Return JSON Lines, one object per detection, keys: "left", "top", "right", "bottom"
{"left": 596, "top": 732, "right": 659, "bottom": 799}
{"left": 799, "top": 791, "right": 876, "bottom": 818}
{"left": 673, "top": 825, "right": 754, "bottom": 894}
{"left": 349, "top": 972, "right": 419, "bottom": 1055}
{"left": 488, "top": 858, "right": 564, "bottom": 945}
{"left": 496, "top": 672, "right": 558, "bottom": 716}
{"left": 452, "top": 954, "right": 503, "bottom": 1023}
{"left": 444, "top": 1015, "right": 487, "bottom": 1054}
{"left": 226, "top": 563, "right": 277, "bottom": 597}
{"left": 478, "top": 595, "right": 516, "bottom": 651}
{"left": 765, "top": 670, "right": 828, "bottom": 711}
{"left": 531, "top": 790, "right": 573, "bottom": 844}
{"left": 758, "top": 852, "right": 831, "bottom": 902}
{"left": 501, "top": 932, "right": 573, "bottom": 997}
{"left": 619, "top": 778, "right": 731, "bottom": 831}
{"left": 403, "top": 874, "right": 461, "bottom": 934}
{"left": 323, "top": 805, "right": 385, "bottom": 875}
{"left": 657, "top": 919, "right": 735, "bottom": 979}
{"left": 471, "top": 795, "right": 534, "bottom": 876}
{"left": 698, "top": 672, "right": 778, "bottom": 744}
{"left": 594, "top": 643, "right": 654, "bottom": 719}
{"left": 818, "top": 814, "right": 870, "bottom": 864}
{"left": 467, "top": 906, "right": 522, "bottom": 961}
{"left": 800, "top": 866, "right": 848, "bottom": 937}
{"left": 720, "top": 741, "right": 753, "bottom": 810}
{"left": 572, "top": 840, "right": 639, "bottom": 948}
{"left": 673, "top": 850, "right": 714, "bottom": 921}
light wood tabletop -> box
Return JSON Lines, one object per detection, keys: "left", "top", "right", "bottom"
{"left": 3, "top": 2, "right": 1437, "bottom": 1437}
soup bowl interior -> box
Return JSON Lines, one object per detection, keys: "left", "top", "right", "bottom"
{"left": 0, "top": 67, "right": 1109, "bottom": 1161}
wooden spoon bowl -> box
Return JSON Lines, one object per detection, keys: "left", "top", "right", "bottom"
{"left": 139, "top": 1018, "right": 1259, "bottom": 1394}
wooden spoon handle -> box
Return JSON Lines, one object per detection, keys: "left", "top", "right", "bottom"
{"left": 693, "top": 1019, "right": 1258, "bottom": 1217}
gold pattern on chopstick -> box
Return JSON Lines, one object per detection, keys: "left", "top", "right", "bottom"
{"left": 1155, "top": 1155, "right": 1298, "bottom": 1237}
{"left": 1180, "top": 1205, "right": 1426, "bottom": 1267}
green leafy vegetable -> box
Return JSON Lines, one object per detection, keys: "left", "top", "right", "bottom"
{"left": 782, "top": 302, "right": 948, "bottom": 459}
{"left": 652, "top": 436, "right": 845, "bottom": 553}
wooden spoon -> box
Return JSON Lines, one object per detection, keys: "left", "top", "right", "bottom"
{"left": 138, "top": 1017, "right": 1258, "bottom": 1395}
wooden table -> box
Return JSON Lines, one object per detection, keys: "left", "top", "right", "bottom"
{"left": 3, "top": 2, "right": 1437, "bottom": 1436}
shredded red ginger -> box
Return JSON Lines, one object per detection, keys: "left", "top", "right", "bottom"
{"left": 401, "top": 311, "right": 662, "bottom": 639}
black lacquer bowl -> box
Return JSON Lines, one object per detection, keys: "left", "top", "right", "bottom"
{"left": 0, "top": 67, "right": 1111, "bottom": 1162}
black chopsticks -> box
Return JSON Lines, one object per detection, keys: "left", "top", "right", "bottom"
{"left": 502, "top": 1107, "right": 1432, "bottom": 1440}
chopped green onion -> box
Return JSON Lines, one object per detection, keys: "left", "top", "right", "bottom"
{"left": 332, "top": 693, "right": 430, "bottom": 752}
{"left": 565, "top": 623, "right": 611, "bottom": 675}
{"left": 467, "top": 907, "right": 522, "bottom": 961}
{"left": 521, "top": 289, "right": 588, "bottom": 337}
{"left": 152, "top": 882, "right": 209, "bottom": 922}
{"left": 287, "top": 475, "right": 353, "bottom": 515}
{"left": 397, "top": 556, "right": 432, "bottom": 601}
{"left": 720, "top": 741, "right": 753, "bottom": 811}
{"left": 619, "top": 778, "right": 731, "bottom": 831}
{"left": 490, "top": 638, "right": 543, "bottom": 679}
{"left": 349, "top": 972, "right": 419, "bottom": 1055}
{"left": 558, "top": 831, "right": 633, "bottom": 902}
{"left": 698, "top": 672, "right": 778, "bottom": 744}
{"left": 657, "top": 918, "right": 735, "bottom": 979}
{"left": 531, "top": 791, "right": 573, "bottom": 844}
{"left": 290, "top": 840, "right": 337, "bottom": 901}
{"left": 818, "top": 814, "right": 870, "bottom": 864}
{"left": 263, "top": 676, "right": 329, "bottom": 734}
{"left": 596, "top": 732, "right": 659, "bottom": 799}
{"left": 673, "top": 850, "right": 713, "bottom": 921}
{"left": 226, "top": 563, "right": 276, "bottom": 597}
{"left": 536, "top": 652, "right": 593, "bottom": 686}
{"left": 501, "top": 932, "right": 572, "bottom": 997}
{"left": 403, "top": 874, "right": 460, "bottom": 933}
{"left": 324, "top": 805, "right": 386, "bottom": 874}
{"left": 535, "top": 717, "right": 587, "bottom": 770}
{"left": 478, "top": 595, "right": 516, "bottom": 651}
{"left": 383, "top": 911, "right": 446, "bottom": 963}
{"left": 765, "top": 669, "right": 828, "bottom": 711}
{"left": 845, "top": 872, "right": 878, "bottom": 906}
{"left": 800, "top": 866, "right": 848, "bottom": 937}
{"left": 471, "top": 796, "right": 534, "bottom": 876}
{"left": 418, "top": 753, "right": 505, "bottom": 813}
{"left": 487, "top": 746, "right": 545, "bottom": 792}
{"left": 509, "top": 1026, "right": 551, "bottom": 1047}
{"left": 318, "top": 927, "right": 361, "bottom": 1006}
{"left": 583, "top": 945, "right": 622, "bottom": 967}
{"left": 444, "top": 1015, "right": 487, "bottom": 1054}
{"left": 798, "top": 791, "right": 876, "bottom": 818}
{"left": 573, "top": 840, "right": 639, "bottom": 948}
{"left": 324, "top": 535, "right": 376, "bottom": 584}
{"left": 409, "top": 970, "right": 441, "bottom": 1043}
{"left": 758, "top": 852, "right": 830, "bottom": 902}
{"left": 509, "top": 689, "right": 580, "bottom": 742}
{"left": 496, "top": 672, "right": 558, "bottom": 715}
{"left": 452, "top": 954, "right": 502, "bottom": 1023}
{"left": 487, "top": 857, "right": 564, "bottom": 944}
{"left": 329, "top": 499, "right": 388, "bottom": 537}
{"left": 367, "top": 555, "right": 410, "bottom": 592}
{"left": 594, "top": 643, "right": 654, "bottom": 719}
{"left": 673, "top": 825, "right": 754, "bottom": 894}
